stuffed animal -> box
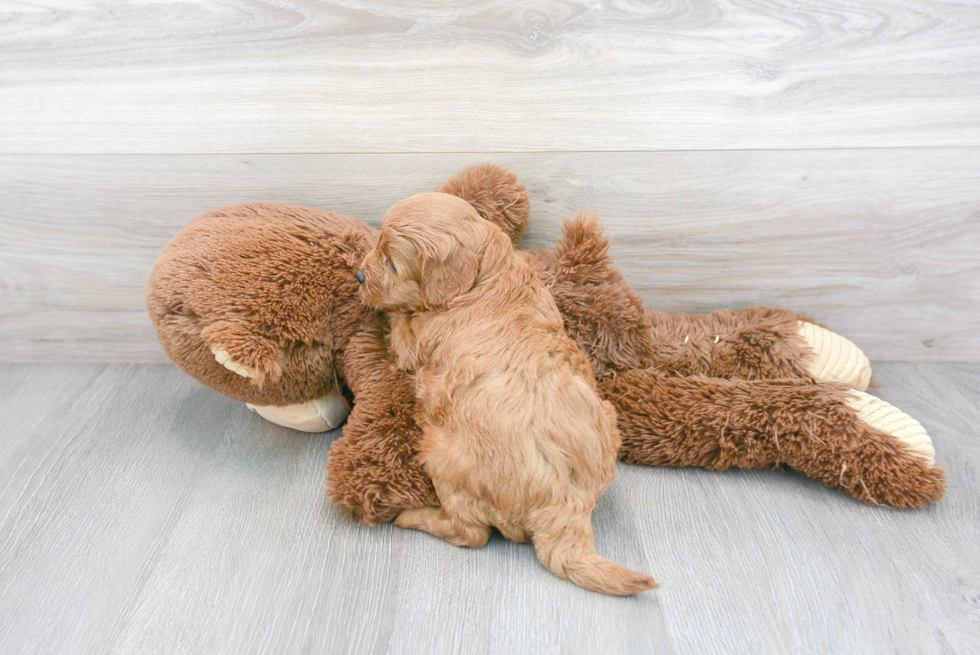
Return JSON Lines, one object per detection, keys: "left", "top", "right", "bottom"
{"left": 146, "top": 165, "right": 946, "bottom": 524}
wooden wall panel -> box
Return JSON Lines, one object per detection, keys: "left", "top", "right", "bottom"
{"left": 2, "top": 150, "right": 977, "bottom": 362}
{"left": 0, "top": 0, "right": 978, "bottom": 154}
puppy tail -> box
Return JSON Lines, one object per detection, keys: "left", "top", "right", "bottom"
{"left": 531, "top": 512, "right": 659, "bottom": 596}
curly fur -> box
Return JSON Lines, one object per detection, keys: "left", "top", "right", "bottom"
{"left": 359, "top": 193, "right": 657, "bottom": 594}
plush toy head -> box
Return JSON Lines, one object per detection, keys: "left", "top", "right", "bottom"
{"left": 146, "top": 166, "right": 531, "bottom": 409}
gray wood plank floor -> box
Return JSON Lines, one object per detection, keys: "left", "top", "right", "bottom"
{"left": 1, "top": 362, "right": 977, "bottom": 655}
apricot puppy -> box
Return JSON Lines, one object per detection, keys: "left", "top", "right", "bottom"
{"left": 358, "top": 192, "right": 658, "bottom": 595}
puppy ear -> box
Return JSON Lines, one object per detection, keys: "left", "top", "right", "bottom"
{"left": 421, "top": 247, "right": 480, "bottom": 309}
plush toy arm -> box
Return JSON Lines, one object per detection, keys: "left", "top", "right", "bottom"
{"left": 326, "top": 330, "right": 437, "bottom": 524}
{"left": 199, "top": 320, "right": 284, "bottom": 385}
{"left": 645, "top": 307, "right": 873, "bottom": 389}
{"left": 602, "top": 370, "right": 945, "bottom": 508}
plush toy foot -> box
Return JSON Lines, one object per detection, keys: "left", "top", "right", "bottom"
{"left": 245, "top": 389, "right": 350, "bottom": 433}
{"left": 829, "top": 390, "right": 945, "bottom": 507}
{"left": 798, "top": 321, "right": 872, "bottom": 390}
{"left": 845, "top": 390, "right": 936, "bottom": 466}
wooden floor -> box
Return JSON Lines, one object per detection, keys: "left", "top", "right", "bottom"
{"left": 1, "top": 361, "right": 977, "bottom": 654}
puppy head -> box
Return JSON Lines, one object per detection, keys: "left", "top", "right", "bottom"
{"left": 359, "top": 192, "right": 500, "bottom": 312}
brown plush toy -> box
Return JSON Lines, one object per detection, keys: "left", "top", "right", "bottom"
{"left": 146, "top": 165, "right": 946, "bottom": 524}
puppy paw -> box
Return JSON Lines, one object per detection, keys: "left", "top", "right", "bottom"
{"left": 246, "top": 389, "right": 350, "bottom": 432}
{"left": 395, "top": 507, "right": 490, "bottom": 548}
{"left": 212, "top": 347, "right": 256, "bottom": 378}
{"left": 846, "top": 390, "right": 936, "bottom": 466}
{"left": 394, "top": 507, "right": 435, "bottom": 531}
{"left": 798, "top": 321, "right": 872, "bottom": 390}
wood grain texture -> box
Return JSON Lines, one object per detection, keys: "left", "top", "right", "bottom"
{"left": 1, "top": 0, "right": 979, "bottom": 154}
{"left": 0, "top": 362, "right": 977, "bottom": 654}
{"left": 624, "top": 360, "right": 980, "bottom": 654}
{"left": 2, "top": 150, "right": 978, "bottom": 362}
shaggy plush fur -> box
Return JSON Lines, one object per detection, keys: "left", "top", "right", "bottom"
{"left": 438, "top": 164, "right": 531, "bottom": 247}
{"left": 146, "top": 164, "right": 946, "bottom": 526}
{"left": 146, "top": 204, "right": 370, "bottom": 406}
{"left": 359, "top": 193, "right": 657, "bottom": 595}
{"left": 644, "top": 306, "right": 819, "bottom": 381}
{"left": 535, "top": 214, "right": 946, "bottom": 509}
{"left": 526, "top": 213, "right": 815, "bottom": 382}
{"left": 605, "top": 372, "right": 946, "bottom": 508}
{"left": 146, "top": 166, "right": 530, "bottom": 408}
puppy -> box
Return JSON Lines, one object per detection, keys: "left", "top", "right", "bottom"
{"left": 358, "top": 192, "right": 658, "bottom": 595}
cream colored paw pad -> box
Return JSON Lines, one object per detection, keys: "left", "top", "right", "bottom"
{"left": 212, "top": 347, "right": 256, "bottom": 378}
{"left": 846, "top": 390, "right": 935, "bottom": 466}
{"left": 798, "top": 321, "right": 872, "bottom": 390}
{"left": 246, "top": 389, "right": 350, "bottom": 433}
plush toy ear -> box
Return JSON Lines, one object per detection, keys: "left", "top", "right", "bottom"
{"left": 420, "top": 246, "right": 480, "bottom": 309}
{"left": 438, "top": 164, "right": 530, "bottom": 246}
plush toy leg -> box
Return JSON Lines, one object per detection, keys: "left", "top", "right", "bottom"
{"left": 245, "top": 390, "right": 350, "bottom": 433}
{"left": 603, "top": 370, "right": 946, "bottom": 508}
{"left": 325, "top": 330, "right": 437, "bottom": 524}
{"left": 529, "top": 217, "right": 870, "bottom": 389}
{"left": 645, "top": 307, "right": 872, "bottom": 390}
